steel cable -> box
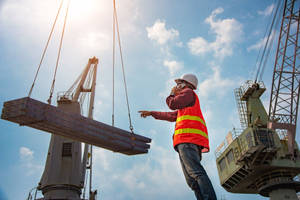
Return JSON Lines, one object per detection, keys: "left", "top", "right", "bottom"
{"left": 48, "top": 0, "right": 71, "bottom": 105}
{"left": 254, "top": 0, "right": 282, "bottom": 82}
{"left": 113, "top": 0, "right": 134, "bottom": 133}
{"left": 112, "top": 2, "right": 116, "bottom": 126}
{"left": 258, "top": 14, "right": 281, "bottom": 82}
{"left": 28, "top": 0, "right": 64, "bottom": 98}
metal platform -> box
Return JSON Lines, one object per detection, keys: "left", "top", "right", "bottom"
{"left": 1, "top": 97, "right": 151, "bottom": 155}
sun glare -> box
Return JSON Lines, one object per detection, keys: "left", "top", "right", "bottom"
{"left": 69, "top": 0, "right": 97, "bottom": 19}
{"left": 67, "top": 0, "right": 113, "bottom": 23}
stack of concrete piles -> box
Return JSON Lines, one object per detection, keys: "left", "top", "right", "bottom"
{"left": 2, "top": 97, "right": 151, "bottom": 155}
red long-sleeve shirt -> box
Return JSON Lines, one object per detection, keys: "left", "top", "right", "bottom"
{"left": 151, "top": 88, "right": 196, "bottom": 122}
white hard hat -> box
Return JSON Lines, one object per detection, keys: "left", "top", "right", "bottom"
{"left": 175, "top": 74, "right": 198, "bottom": 89}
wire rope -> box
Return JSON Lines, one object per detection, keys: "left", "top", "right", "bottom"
{"left": 48, "top": 0, "right": 71, "bottom": 105}
{"left": 258, "top": 0, "right": 283, "bottom": 81}
{"left": 258, "top": 14, "right": 281, "bottom": 82}
{"left": 112, "top": 3, "right": 116, "bottom": 127}
{"left": 67, "top": 70, "right": 84, "bottom": 95}
{"left": 251, "top": 3, "right": 272, "bottom": 81}
{"left": 82, "top": 169, "right": 89, "bottom": 199}
{"left": 89, "top": 145, "right": 93, "bottom": 197}
{"left": 254, "top": 0, "right": 282, "bottom": 82}
{"left": 113, "top": 0, "right": 134, "bottom": 133}
{"left": 28, "top": 0, "right": 64, "bottom": 98}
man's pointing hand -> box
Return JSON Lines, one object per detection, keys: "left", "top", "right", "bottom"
{"left": 138, "top": 111, "right": 152, "bottom": 118}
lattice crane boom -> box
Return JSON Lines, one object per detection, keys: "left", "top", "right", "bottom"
{"left": 268, "top": 0, "right": 300, "bottom": 158}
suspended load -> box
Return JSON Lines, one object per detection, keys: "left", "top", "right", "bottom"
{"left": 2, "top": 55, "right": 151, "bottom": 156}
{"left": 1, "top": 97, "right": 151, "bottom": 155}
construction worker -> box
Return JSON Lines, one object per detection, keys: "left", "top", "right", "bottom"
{"left": 139, "top": 74, "right": 217, "bottom": 200}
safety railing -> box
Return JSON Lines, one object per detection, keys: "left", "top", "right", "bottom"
{"left": 57, "top": 91, "right": 73, "bottom": 101}
{"left": 215, "top": 128, "right": 243, "bottom": 158}
{"left": 240, "top": 80, "right": 265, "bottom": 96}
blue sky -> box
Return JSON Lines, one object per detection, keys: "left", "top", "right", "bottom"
{"left": 0, "top": 0, "right": 299, "bottom": 199}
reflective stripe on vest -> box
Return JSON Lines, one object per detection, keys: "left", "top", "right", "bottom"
{"left": 176, "top": 115, "right": 206, "bottom": 126}
{"left": 174, "top": 128, "right": 208, "bottom": 139}
{"left": 173, "top": 90, "right": 209, "bottom": 152}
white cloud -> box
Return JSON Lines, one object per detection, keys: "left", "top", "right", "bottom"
{"left": 146, "top": 19, "right": 179, "bottom": 45}
{"left": 198, "top": 65, "right": 235, "bottom": 98}
{"left": 93, "top": 148, "right": 111, "bottom": 171}
{"left": 120, "top": 166, "right": 146, "bottom": 190}
{"left": 159, "top": 78, "right": 175, "bottom": 98}
{"left": 176, "top": 41, "right": 183, "bottom": 47}
{"left": 163, "top": 60, "right": 183, "bottom": 76}
{"left": 188, "top": 7, "right": 243, "bottom": 60}
{"left": 20, "top": 147, "right": 34, "bottom": 160}
{"left": 203, "top": 107, "right": 213, "bottom": 124}
{"left": 247, "top": 30, "right": 276, "bottom": 51}
{"left": 146, "top": 19, "right": 184, "bottom": 79}
{"left": 79, "top": 32, "right": 111, "bottom": 51}
{"left": 97, "top": 143, "right": 187, "bottom": 199}
{"left": 247, "top": 37, "right": 267, "bottom": 52}
{"left": 93, "top": 82, "right": 112, "bottom": 121}
{"left": 89, "top": 136, "right": 199, "bottom": 199}
{"left": 258, "top": 4, "right": 275, "bottom": 16}
{"left": 19, "top": 147, "right": 43, "bottom": 176}
{"left": 188, "top": 37, "right": 209, "bottom": 55}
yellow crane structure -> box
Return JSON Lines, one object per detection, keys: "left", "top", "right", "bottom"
{"left": 215, "top": 0, "right": 300, "bottom": 199}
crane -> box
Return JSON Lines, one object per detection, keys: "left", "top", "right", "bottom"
{"left": 2, "top": 57, "right": 151, "bottom": 199}
{"left": 215, "top": 0, "right": 300, "bottom": 199}
{"left": 268, "top": 0, "right": 300, "bottom": 160}
{"left": 1, "top": 0, "right": 151, "bottom": 199}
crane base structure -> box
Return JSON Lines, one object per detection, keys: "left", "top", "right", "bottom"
{"left": 215, "top": 82, "right": 300, "bottom": 200}
{"left": 1, "top": 97, "right": 151, "bottom": 155}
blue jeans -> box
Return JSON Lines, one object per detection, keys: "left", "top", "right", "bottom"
{"left": 177, "top": 143, "right": 217, "bottom": 200}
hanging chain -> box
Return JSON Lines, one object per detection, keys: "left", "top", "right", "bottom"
{"left": 28, "top": 0, "right": 64, "bottom": 98}
{"left": 47, "top": 0, "right": 71, "bottom": 105}
{"left": 113, "top": 0, "right": 134, "bottom": 133}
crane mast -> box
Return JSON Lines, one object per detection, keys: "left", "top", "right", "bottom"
{"left": 268, "top": 0, "right": 300, "bottom": 159}
{"left": 38, "top": 57, "right": 98, "bottom": 200}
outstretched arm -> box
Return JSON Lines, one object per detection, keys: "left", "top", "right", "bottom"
{"left": 138, "top": 110, "right": 177, "bottom": 122}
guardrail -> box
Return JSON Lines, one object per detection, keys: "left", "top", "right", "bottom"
{"left": 215, "top": 128, "right": 243, "bottom": 158}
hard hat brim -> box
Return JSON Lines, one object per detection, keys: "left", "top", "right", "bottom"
{"left": 175, "top": 78, "right": 196, "bottom": 89}
{"left": 175, "top": 79, "right": 183, "bottom": 84}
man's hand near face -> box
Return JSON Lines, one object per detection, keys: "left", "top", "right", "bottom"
{"left": 171, "top": 86, "right": 181, "bottom": 96}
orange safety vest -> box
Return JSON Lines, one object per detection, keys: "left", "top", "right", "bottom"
{"left": 173, "top": 91, "right": 209, "bottom": 153}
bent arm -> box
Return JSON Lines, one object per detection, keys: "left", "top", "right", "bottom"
{"left": 151, "top": 111, "right": 178, "bottom": 122}
{"left": 166, "top": 88, "right": 195, "bottom": 110}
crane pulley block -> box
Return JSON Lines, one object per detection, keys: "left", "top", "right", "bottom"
{"left": 1, "top": 97, "right": 151, "bottom": 155}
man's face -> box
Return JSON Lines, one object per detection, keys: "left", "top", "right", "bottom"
{"left": 176, "top": 81, "right": 186, "bottom": 90}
